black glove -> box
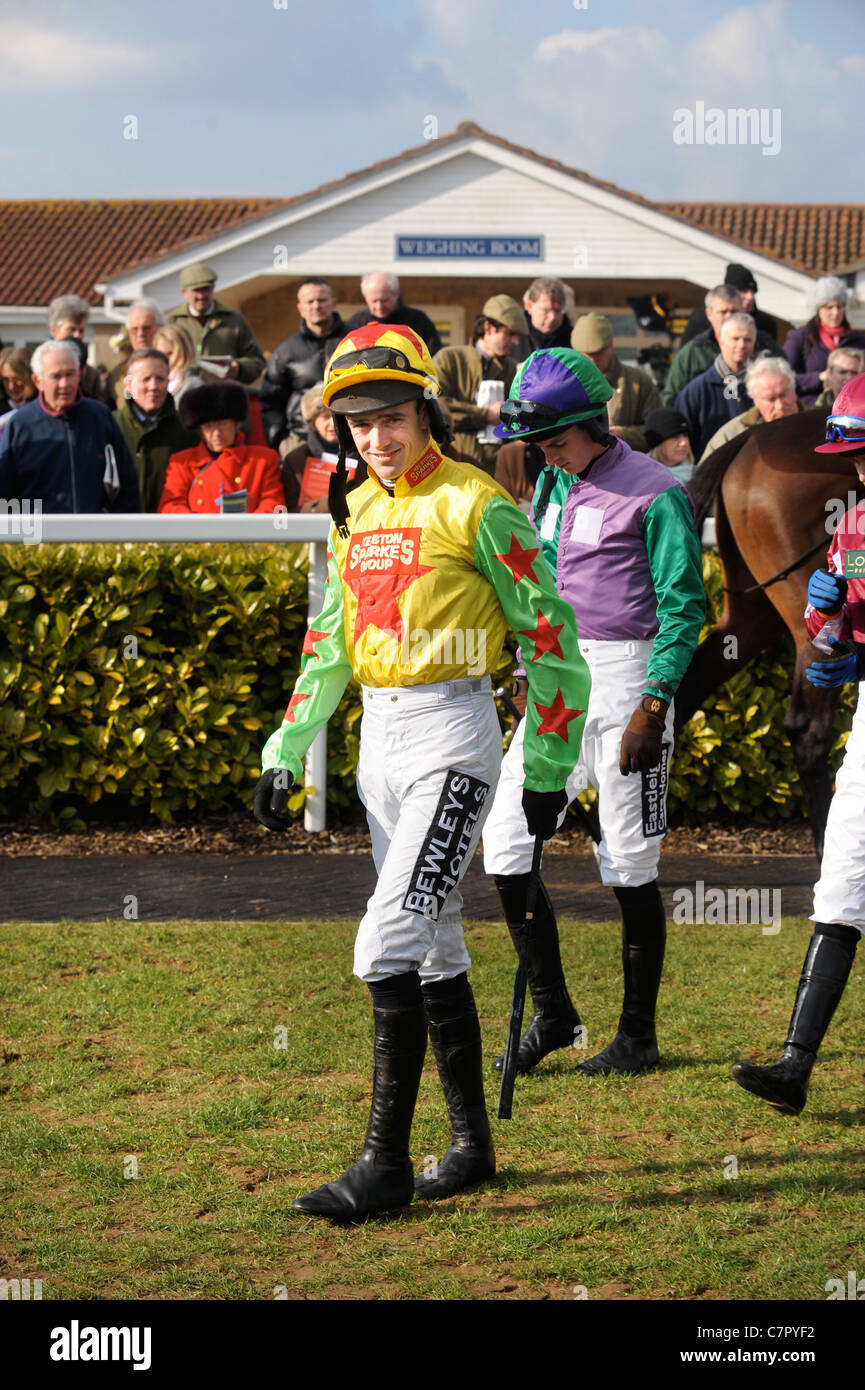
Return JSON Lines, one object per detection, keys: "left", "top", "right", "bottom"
{"left": 522, "top": 787, "right": 567, "bottom": 841}
{"left": 253, "top": 767, "right": 293, "bottom": 831}
{"left": 619, "top": 696, "right": 669, "bottom": 775}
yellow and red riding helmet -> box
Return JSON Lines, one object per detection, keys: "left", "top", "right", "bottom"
{"left": 323, "top": 322, "right": 440, "bottom": 414}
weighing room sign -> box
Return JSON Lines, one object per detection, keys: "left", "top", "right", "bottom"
{"left": 395, "top": 235, "right": 544, "bottom": 259}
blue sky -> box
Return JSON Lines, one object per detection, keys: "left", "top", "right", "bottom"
{"left": 1, "top": 0, "right": 862, "bottom": 202}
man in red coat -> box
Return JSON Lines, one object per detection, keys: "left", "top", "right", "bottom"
{"left": 159, "top": 383, "right": 286, "bottom": 513}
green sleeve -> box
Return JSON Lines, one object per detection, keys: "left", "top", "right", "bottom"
{"left": 661, "top": 345, "right": 692, "bottom": 406}
{"left": 616, "top": 373, "right": 661, "bottom": 449}
{"left": 530, "top": 466, "right": 567, "bottom": 577}
{"left": 233, "top": 318, "right": 267, "bottom": 384}
{"left": 474, "top": 494, "right": 591, "bottom": 793}
{"left": 641, "top": 487, "right": 706, "bottom": 698}
{"left": 260, "top": 536, "right": 353, "bottom": 781}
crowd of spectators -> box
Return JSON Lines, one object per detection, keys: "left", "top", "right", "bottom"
{"left": 0, "top": 258, "right": 861, "bottom": 514}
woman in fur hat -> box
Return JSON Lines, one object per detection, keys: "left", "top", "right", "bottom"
{"left": 783, "top": 277, "right": 865, "bottom": 407}
{"left": 159, "top": 382, "right": 286, "bottom": 513}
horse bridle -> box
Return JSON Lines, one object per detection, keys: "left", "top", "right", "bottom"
{"left": 722, "top": 537, "right": 829, "bottom": 595}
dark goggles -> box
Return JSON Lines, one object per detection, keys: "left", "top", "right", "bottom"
{"left": 331, "top": 346, "right": 428, "bottom": 378}
{"left": 825, "top": 414, "right": 865, "bottom": 444}
{"left": 498, "top": 399, "right": 564, "bottom": 434}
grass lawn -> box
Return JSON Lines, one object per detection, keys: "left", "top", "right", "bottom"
{"left": 0, "top": 917, "right": 863, "bottom": 1301}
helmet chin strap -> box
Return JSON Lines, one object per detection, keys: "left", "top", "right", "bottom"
{"left": 328, "top": 397, "right": 451, "bottom": 535}
{"left": 329, "top": 414, "right": 357, "bottom": 538}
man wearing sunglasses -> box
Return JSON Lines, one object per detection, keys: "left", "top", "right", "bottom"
{"left": 482, "top": 347, "right": 705, "bottom": 1080}
{"left": 733, "top": 372, "right": 865, "bottom": 1115}
{"left": 253, "top": 323, "right": 591, "bottom": 1221}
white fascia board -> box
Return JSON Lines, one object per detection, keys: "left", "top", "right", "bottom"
{"left": 106, "top": 142, "right": 469, "bottom": 296}
{"left": 104, "top": 131, "right": 816, "bottom": 299}
{"left": 0, "top": 305, "right": 117, "bottom": 323}
{"left": 464, "top": 138, "right": 816, "bottom": 295}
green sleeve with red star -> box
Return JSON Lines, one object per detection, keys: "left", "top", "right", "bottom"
{"left": 260, "top": 536, "right": 353, "bottom": 782}
{"left": 474, "top": 495, "right": 591, "bottom": 793}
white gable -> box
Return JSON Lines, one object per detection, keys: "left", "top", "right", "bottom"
{"left": 104, "top": 136, "right": 815, "bottom": 325}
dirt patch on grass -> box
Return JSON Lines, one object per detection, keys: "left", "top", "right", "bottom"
{"left": 0, "top": 814, "right": 817, "bottom": 859}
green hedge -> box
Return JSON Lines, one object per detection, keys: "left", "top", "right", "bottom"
{"left": 0, "top": 544, "right": 855, "bottom": 826}
{"left": 0, "top": 544, "right": 324, "bottom": 825}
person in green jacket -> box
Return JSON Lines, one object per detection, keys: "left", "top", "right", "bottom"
{"left": 571, "top": 313, "right": 661, "bottom": 451}
{"left": 167, "top": 263, "right": 266, "bottom": 385}
{"left": 433, "top": 294, "right": 528, "bottom": 474}
{"left": 662, "top": 284, "right": 781, "bottom": 406}
{"left": 115, "top": 349, "right": 198, "bottom": 511}
{"left": 484, "top": 348, "right": 706, "bottom": 1081}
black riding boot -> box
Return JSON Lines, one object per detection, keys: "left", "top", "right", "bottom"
{"left": 293, "top": 971, "right": 427, "bottom": 1221}
{"left": 732, "top": 923, "right": 859, "bottom": 1115}
{"left": 491, "top": 873, "right": 581, "bottom": 1073}
{"left": 414, "top": 973, "right": 495, "bottom": 1200}
{"left": 575, "top": 880, "right": 665, "bottom": 1076}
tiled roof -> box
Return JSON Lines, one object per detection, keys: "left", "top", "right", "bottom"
{"left": 656, "top": 201, "right": 865, "bottom": 277}
{"left": 0, "top": 198, "right": 287, "bottom": 307}
{"left": 1, "top": 125, "right": 858, "bottom": 306}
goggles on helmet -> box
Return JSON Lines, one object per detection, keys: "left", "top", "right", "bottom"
{"left": 328, "top": 345, "right": 430, "bottom": 381}
{"left": 825, "top": 414, "right": 865, "bottom": 444}
{"left": 498, "top": 399, "right": 564, "bottom": 435}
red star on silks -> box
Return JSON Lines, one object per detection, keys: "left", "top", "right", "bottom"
{"left": 494, "top": 533, "right": 540, "bottom": 586}
{"left": 302, "top": 628, "right": 329, "bottom": 660}
{"left": 343, "top": 565, "right": 432, "bottom": 643}
{"left": 518, "top": 610, "right": 565, "bottom": 661}
{"left": 535, "top": 689, "right": 585, "bottom": 741}
{"left": 285, "top": 691, "right": 311, "bottom": 724}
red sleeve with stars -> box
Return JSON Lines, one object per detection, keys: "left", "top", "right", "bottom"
{"left": 260, "top": 534, "right": 353, "bottom": 782}
{"left": 474, "top": 494, "right": 591, "bottom": 792}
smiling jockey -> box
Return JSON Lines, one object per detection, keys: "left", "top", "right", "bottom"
{"left": 254, "top": 323, "right": 591, "bottom": 1221}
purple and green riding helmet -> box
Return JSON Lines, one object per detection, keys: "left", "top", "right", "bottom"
{"left": 494, "top": 347, "right": 614, "bottom": 441}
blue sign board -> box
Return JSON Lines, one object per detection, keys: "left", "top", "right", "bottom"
{"left": 395, "top": 235, "right": 544, "bottom": 259}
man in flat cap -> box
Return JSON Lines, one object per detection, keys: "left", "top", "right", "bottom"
{"left": 433, "top": 294, "right": 529, "bottom": 474}
{"left": 571, "top": 313, "right": 661, "bottom": 452}
{"left": 167, "top": 263, "right": 266, "bottom": 385}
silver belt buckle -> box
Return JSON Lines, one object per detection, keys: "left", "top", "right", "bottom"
{"left": 440, "top": 676, "right": 484, "bottom": 700}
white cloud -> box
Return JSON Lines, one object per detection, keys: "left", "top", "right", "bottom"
{"left": 536, "top": 26, "right": 667, "bottom": 64}
{"left": 0, "top": 22, "right": 167, "bottom": 91}
{"left": 841, "top": 54, "right": 865, "bottom": 74}
{"left": 684, "top": 0, "right": 832, "bottom": 92}
{"left": 416, "top": 2, "right": 859, "bottom": 200}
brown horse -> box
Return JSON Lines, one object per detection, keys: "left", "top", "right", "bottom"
{"left": 676, "top": 408, "right": 862, "bottom": 858}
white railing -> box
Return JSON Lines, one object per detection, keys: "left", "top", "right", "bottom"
{"left": 0, "top": 510, "right": 718, "bottom": 831}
